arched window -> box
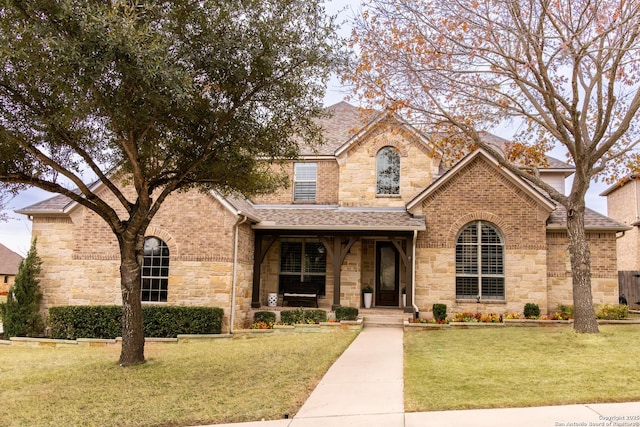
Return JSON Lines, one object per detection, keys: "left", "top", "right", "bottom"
{"left": 376, "top": 146, "right": 400, "bottom": 195}
{"left": 142, "top": 237, "right": 169, "bottom": 302}
{"left": 455, "top": 221, "right": 505, "bottom": 300}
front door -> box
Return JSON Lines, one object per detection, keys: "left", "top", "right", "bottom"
{"left": 376, "top": 242, "right": 399, "bottom": 306}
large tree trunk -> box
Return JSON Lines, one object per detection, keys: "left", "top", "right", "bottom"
{"left": 566, "top": 202, "right": 599, "bottom": 334}
{"left": 118, "top": 236, "right": 146, "bottom": 366}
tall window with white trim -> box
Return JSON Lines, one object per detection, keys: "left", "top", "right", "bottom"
{"left": 376, "top": 146, "right": 400, "bottom": 195}
{"left": 142, "top": 237, "right": 169, "bottom": 302}
{"left": 293, "top": 162, "right": 317, "bottom": 202}
{"left": 455, "top": 221, "right": 505, "bottom": 300}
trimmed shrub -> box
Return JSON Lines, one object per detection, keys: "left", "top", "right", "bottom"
{"left": 253, "top": 311, "right": 276, "bottom": 324}
{"left": 304, "top": 309, "right": 327, "bottom": 324}
{"left": 49, "top": 305, "right": 121, "bottom": 340}
{"left": 280, "top": 309, "right": 327, "bottom": 325}
{"left": 48, "top": 305, "right": 223, "bottom": 339}
{"left": 143, "top": 306, "right": 223, "bottom": 337}
{"left": 335, "top": 306, "right": 358, "bottom": 321}
{"left": 280, "top": 309, "right": 304, "bottom": 325}
{"left": 524, "top": 303, "right": 540, "bottom": 319}
{"left": 595, "top": 303, "right": 629, "bottom": 320}
{"left": 432, "top": 304, "right": 447, "bottom": 322}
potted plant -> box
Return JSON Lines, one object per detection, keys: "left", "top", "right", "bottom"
{"left": 401, "top": 287, "right": 406, "bottom": 307}
{"left": 362, "top": 285, "right": 373, "bottom": 308}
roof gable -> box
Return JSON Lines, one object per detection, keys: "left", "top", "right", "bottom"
{"left": 407, "top": 148, "right": 555, "bottom": 212}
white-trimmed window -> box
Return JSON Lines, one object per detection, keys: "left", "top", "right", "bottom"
{"left": 455, "top": 221, "right": 505, "bottom": 300}
{"left": 376, "top": 147, "right": 400, "bottom": 195}
{"left": 279, "top": 238, "right": 326, "bottom": 295}
{"left": 142, "top": 237, "right": 169, "bottom": 302}
{"left": 293, "top": 162, "right": 317, "bottom": 202}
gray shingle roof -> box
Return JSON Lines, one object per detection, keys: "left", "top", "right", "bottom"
{"left": 252, "top": 205, "right": 426, "bottom": 231}
{"left": 300, "top": 101, "right": 379, "bottom": 156}
{"left": 14, "top": 192, "right": 76, "bottom": 214}
{"left": 547, "top": 205, "right": 629, "bottom": 231}
{"left": 0, "top": 243, "right": 23, "bottom": 275}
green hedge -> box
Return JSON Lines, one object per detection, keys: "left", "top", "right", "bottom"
{"left": 253, "top": 311, "right": 276, "bottom": 324}
{"left": 335, "top": 306, "right": 358, "bottom": 321}
{"left": 280, "top": 309, "right": 327, "bottom": 325}
{"left": 48, "top": 305, "right": 223, "bottom": 339}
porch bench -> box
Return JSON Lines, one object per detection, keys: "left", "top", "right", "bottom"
{"left": 281, "top": 283, "right": 320, "bottom": 308}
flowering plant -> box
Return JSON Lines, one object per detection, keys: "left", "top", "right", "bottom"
{"left": 504, "top": 312, "right": 523, "bottom": 319}
{"left": 250, "top": 321, "right": 273, "bottom": 329}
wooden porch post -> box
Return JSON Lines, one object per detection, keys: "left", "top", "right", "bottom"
{"left": 251, "top": 233, "right": 263, "bottom": 308}
{"left": 251, "top": 233, "right": 279, "bottom": 309}
{"left": 320, "top": 236, "right": 357, "bottom": 311}
{"left": 391, "top": 235, "right": 415, "bottom": 314}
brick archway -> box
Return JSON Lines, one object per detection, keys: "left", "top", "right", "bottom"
{"left": 448, "top": 211, "right": 513, "bottom": 244}
{"left": 145, "top": 227, "right": 179, "bottom": 257}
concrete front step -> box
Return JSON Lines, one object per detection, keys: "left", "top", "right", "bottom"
{"left": 362, "top": 311, "right": 407, "bottom": 328}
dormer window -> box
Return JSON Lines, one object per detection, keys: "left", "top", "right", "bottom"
{"left": 376, "top": 146, "right": 400, "bottom": 195}
{"left": 294, "top": 162, "right": 317, "bottom": 202}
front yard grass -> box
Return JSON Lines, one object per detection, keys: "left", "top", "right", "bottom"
{"left": 405, "top": 325, "right": 640, "bottom": 412}
{"left": 0, "top": 331, "right": 357, "bottom": 427}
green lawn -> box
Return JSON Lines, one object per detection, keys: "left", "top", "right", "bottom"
{"left": 0, "top": 331, "right": 358, "bottom": 427}
{"left": 404, "top": 325, "right": 640, "bottom": 411}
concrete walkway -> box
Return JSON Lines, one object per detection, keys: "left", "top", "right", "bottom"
{"left": 199, "top": 327, "right": 639, "bottom": 427}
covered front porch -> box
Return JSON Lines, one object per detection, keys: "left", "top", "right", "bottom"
{"left": 250, "top": 229, "right": 420, "bottom": 314}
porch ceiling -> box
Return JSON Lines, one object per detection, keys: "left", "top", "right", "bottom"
{"left": 251, "top": 205, "right": 426, "bottom": 232}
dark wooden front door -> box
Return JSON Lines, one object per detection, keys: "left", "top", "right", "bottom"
{"left": 376, "top": 242, "right": 399, "bottom": 306}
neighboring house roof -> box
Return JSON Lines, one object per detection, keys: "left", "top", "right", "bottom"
{"left": 251, "top": 205, "right": 426, "bottom": 232}
{"left": 0, "top": 243, "right": 23, "bottom": 275}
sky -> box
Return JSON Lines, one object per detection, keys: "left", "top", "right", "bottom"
{"left": 0, "top": 0, "right": 612, "bottom": 256}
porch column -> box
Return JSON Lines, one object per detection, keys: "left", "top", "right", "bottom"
{"left": 321, "top": 236, "right": 357, "bottom": 311}
{"left": 251, "top": 233, "right": 263, "bottom": 308}
{"left": 405, "top": 232, "right": 415, "bottom": 314}
{"left": 251, "top": 233, "right": 279, "bottom": 309}
{"left": 391, "top": 235, "right": 415, "bottom": 314}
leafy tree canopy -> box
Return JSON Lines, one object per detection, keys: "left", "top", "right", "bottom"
{"left": 0, "top": 0, "right": 339, "bottom": 364}
{"left": 347, "top": 0, "right": 640, "bottom": 333}
{"left": 0, "top": 0, "right": 339, "bottom": 214}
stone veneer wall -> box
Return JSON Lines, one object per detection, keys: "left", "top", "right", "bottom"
{"left": 338, "top": 128, "right": 438, "bottom": 208}
{"left": 604, "top": 180, "right": 640, "bottom": 270}
{"left": 30, "top": 184, "right": 256, "bottom": 332}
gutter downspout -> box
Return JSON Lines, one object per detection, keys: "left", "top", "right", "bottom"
{"left": 633, "top": 179, "right": 640, "bottom": 221}
{"left": 230, "top": 214, "right": 249, "bottom": 334}
{"left": 412, "top": 230, "right": 419, "bottom": 319}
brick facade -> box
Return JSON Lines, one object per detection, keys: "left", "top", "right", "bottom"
{"left": 31, "top": 184, "right": 254, "bottom": 331}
